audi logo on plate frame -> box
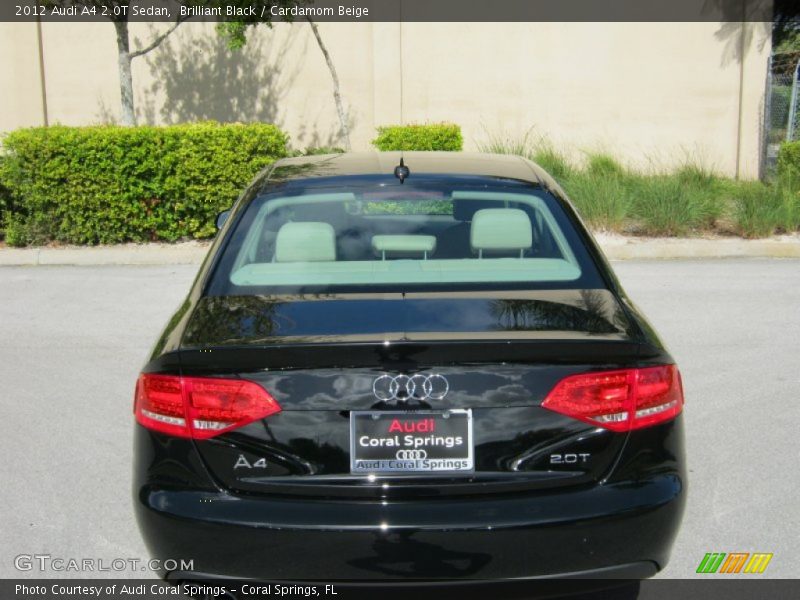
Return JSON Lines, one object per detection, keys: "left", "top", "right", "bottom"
{"left": 372, "top": 373, "right": 449, "bottom": 401}
{"left": 395, "top": 449, "right": 428, "bottom": 460}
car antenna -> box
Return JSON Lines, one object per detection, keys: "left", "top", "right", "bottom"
{"left": 393, "top": 13, "right": 409, "bottom": 184}
{"left": 394, "top": 157, "right": 410, "bottom": 184}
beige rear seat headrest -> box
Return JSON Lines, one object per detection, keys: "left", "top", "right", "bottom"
{"left": 274, "top": 222, "right": 336, "bottom": 262}
{"left": 470, "top": 208, "right": 532, "bottom": 257}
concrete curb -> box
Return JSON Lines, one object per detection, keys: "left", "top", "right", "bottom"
{"left": 1, "top": 237, "right": 799, "bottom": 266}
{"left": 0, "top": 242, "right": 210, "bottom": 266}
{"left": 597, "top": 236, "right": 800, "bottom": 260}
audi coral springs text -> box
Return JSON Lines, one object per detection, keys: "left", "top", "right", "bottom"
{"left": 133, "top": 152, "right": 686, "bottom": 584}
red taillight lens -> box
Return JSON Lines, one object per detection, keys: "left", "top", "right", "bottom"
{"left": 542, "top": 365, "right": 683, "bottom": 432}
{"left": 134, "top": 374, "right": 186, "bottom": 438}
{"left": 134, "top": 374, "right": 281, "bottom": 439}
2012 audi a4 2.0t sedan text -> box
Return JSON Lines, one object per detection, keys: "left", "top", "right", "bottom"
{"left": 133, "top": 151, "right": 686, "bottom": 583}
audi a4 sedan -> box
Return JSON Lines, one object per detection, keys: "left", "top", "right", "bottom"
{"left": 134, "top": 152, "right": 686, "bottom": 584}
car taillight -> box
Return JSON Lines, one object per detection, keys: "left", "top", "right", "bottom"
{"left": 134, "top": 374, "right": 281, "bottom": 439}
{"left": 542, "top": 365, "right": 683, "bottom": 432}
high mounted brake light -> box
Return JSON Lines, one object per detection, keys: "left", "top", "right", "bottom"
{"left": 542, "top": 365, "right": 683, "bottom": 432}
{"left": 134, "top": 374, "right": 281, "bottom": 439}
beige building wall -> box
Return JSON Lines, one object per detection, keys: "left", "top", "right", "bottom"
{"left": 0, "top": 22, "right": 48, "bottom": 132}
{"left": 0, "top": 21, "right": 772, "bottom": 179}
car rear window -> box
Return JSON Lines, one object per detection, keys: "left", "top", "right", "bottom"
{"left": 207, "top": 178, "right": 605, "bottom": 295}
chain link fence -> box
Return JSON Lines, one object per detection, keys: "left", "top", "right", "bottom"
{"left": 764, "top": 53, "right": 800, "bottom": 176}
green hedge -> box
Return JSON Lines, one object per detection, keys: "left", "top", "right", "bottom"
{"left": 371, "top": 123, "right": 463, "bottom": 151}
{"left": 0, "top": 122, "right": 288, "bottom": 246}
{"left": 0, "top": 155, "right": 9, "bottom": 230}
{"left": 778, "top": 140, "right": 800, "bottom": 183}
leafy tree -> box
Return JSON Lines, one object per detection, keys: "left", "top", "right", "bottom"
{"left": 772, "top": 0, "right": 800, "bottom": 75}
{"left": 214, "top": 1, "right": 352, "bottom": 149}
{"left": 42, "top": 2, "right": 351, "bottom": 142}
{"left": 44, "top": 1, "right": 187, "bottom": 125}
{"left": 774, "top": 0, "right": 800, "bottom": 53}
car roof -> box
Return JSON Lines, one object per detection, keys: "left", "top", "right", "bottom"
{"left": 267, "top": 151, "right": 543, "bottom": 184}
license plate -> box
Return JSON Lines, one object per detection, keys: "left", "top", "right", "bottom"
{"left": 350, "top": 409, "right": 473, "bottom": 474}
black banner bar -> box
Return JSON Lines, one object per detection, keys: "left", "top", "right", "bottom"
{"left": 0, "top": 1, "right": 780, "bottom": 23}
{"left": 2, "top": 579, "right": 800, "bottom": 600}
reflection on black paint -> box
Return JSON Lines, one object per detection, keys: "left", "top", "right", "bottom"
{"left": 489, "top": 295, "right": 617, "bottom": 333}
{"left": 347, "top": 531, "right": 492, "bottom": 577}
{"left": 183, "top": 295, "right": 283, "bottom": 345}
{"left": 285, "top": 437, "right": 349, "bottom": 474}
{"left": 182, "top": 290, "right": 630, "bottom": 346}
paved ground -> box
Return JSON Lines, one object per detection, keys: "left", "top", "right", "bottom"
{"left": 0, "top": 260, "right": 798, "bottom": 579}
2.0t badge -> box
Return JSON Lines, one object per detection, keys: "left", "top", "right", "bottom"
{"left": 372, "top": 373, "right": 449, "bottom": 401}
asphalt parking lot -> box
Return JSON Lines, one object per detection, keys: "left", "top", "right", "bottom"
{"left": 0, "top": 259, "right": 798, "bottom": 579}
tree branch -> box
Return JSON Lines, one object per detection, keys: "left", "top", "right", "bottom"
{"left": 130, "top": 18, "right": 187, "bottom": 59}
{"left": 306, "top": 16, "right": 351, "bottom": 150}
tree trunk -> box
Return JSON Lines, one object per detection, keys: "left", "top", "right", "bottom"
{"left": 113, "top": 19, "right": 136, "bottom": 126}
{"left": 307, "top": 18, "right": 351, "bottom": 150}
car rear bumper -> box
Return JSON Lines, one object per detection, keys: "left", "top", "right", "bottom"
{"left": 134, "top": 473, "right": 684, "bottom": 581}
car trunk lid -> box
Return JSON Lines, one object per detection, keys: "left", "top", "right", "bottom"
{"left": 180, "top": 290, "right": 662, "bottom": 498}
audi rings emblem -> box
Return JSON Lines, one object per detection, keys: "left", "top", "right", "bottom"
{"left": 396, "top": 449, "right": 427, "bottom": 460}
{"left": 372, "top": 373, "right": 449, "bottom": 401}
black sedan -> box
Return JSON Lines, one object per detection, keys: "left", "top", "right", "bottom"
{"left": 133, "top": 151, "right": 686, "bottom": 584}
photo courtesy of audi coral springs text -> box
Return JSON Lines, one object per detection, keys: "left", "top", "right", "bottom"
{"left": 133, "top": 151, "right": 686, "bottom": 583}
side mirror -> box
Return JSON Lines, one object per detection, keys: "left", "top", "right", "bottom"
{"left": 215, "top": 209, "right": 231, "bottom": 230}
